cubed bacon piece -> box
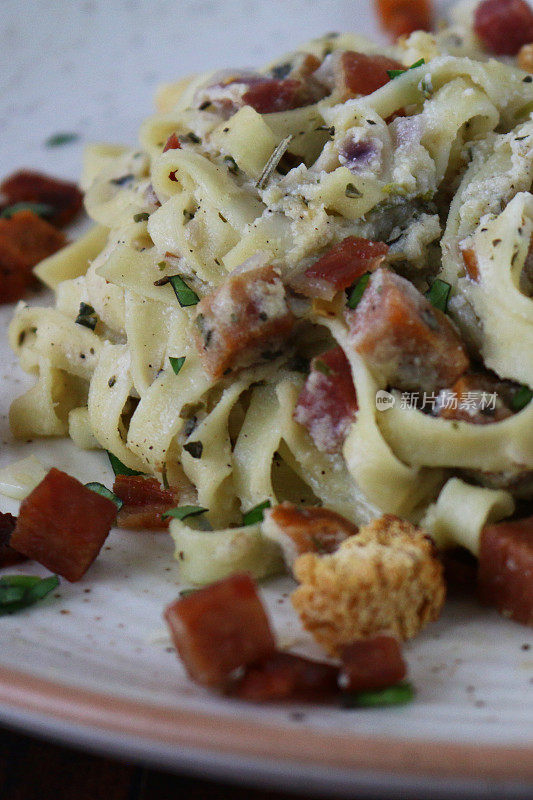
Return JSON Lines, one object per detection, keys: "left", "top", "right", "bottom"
{"left": 164, "top": 573, "right": 276, "bottom": 687}
{"left": 518, "top": 42, "right": 533, "bottom": 73}
{"left": 192, "top": 264, "right": 295, "bottom": 379}
{"left": 0, "top": 512, "right": 27, "bottom": 568}
{"left": 478, "top": 516, "right": 533, "bottom": 626}
{"left": 231, "top": 652, "right": 338, "bottom": 702}
{"left": 10, "top": 468, "right": 117, "bottom": 582}
{"left": 460, "top": 245, "right": 480, "bottom": 282}
{"left": 435, "top": 373, "right": 514, "bottom": 425}
{"left": 293, "top": 346, "right": 357, "bottom": 453}
{"left": 242, "top": 78, "right": 318, "bottom": 114}
{"left": 339, "top": 636, "right": 407, "bottom": 693}
{"left": 1, "top": 170, "right": 83, "bottom": 227}
{"left": 474, "top": 0, "right": 533, "bottom": 55}
{"left": 376, "top": 0, "right": 433, "bottom": 39}
{"left": 347, "top": 268, "right": 470, "bottom": 393}
{"left": 113, "top": 475, "right": 179, "bottom": 530}
{"left": 0, "top": 211, "right": 66, "bottom": 304}
{"left": 329, "top": 51, "right": 404, "bottom": 101}
{"left": 163, "top": 133, "right": 181, "bottom": 152}
{"left": 290, "top": 237, "right": 389, "bottom": 301}
{"left": 263, "top": 502, "right": 357, "bottom": 571}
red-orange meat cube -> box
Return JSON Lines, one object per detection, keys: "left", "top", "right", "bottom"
{"left": 334, "top": 51, "right": 404, "bottom": 100}
{"left": 294, "top": 346, "right": 357, "bottom": 453}
{"left": 243, "top": 78, "right": 317, "bottom": 113}
{"left": 474, "top": 0, "right": 533, "bottom": 55}
{"left": 232, "top": 652, "right": 338, "bottom": 702}
{"left": 339, "top": 636, "right": 407, "bottom": 693}
{"left": 164, "top": 573, "right": 276, "bottom": 687}
{"left": 478, "top": 516, "right": 533, "bottom": 626}
{"left": 290, "top": 236, "right": 389, "bottom": 301}
{"left": 376, "top": 0, "right": 433, "bottom": 39}
{"left": 1, "top": 170, "right": 83, "bottom": 227}
{"left": 347, "top": 268, "right": 469, "bottom": 393}
{"left": 113, "top": 475, "right": 179, "bottom": 530}
{"left": 163, "top": 133, "right": 181, "bottom": 152}
{"left": 11, "top": 468, "right": 118, "bottom": 582}
{"left": 193, "top": 264, "right": 295, "bottom": 379}
{"left": 0, "top": 512, "right": 27, "bottom": 568}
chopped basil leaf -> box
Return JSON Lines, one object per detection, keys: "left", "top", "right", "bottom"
{"left": 183, "top": 441, "right": 203, "bottom": 459}
{"left": 0, "top": 202, "right": 55, "bottom": 220}
{"left": 169, "top": 356, "right": 186, "bottom": 375}
{"left": 387, "top": 58, "right": 425, "bottom": 80}
{"left": 242, "top": 500, "right": 271, "bottom": 526}
{"left": 512, "top": 385, "right": 533, "bottom": 412}
{"left": 347, "top": 272, "right": 371, "bottom": 310}
{"left": 85, "top": 482, "right": 123, "bottom": 510}
{"left": 45, "top": 132, "right": 79, "bottom": 147}
{"left": 345, "top": 182, "right": 362, "bottom": 198}
{"left": 162, "top": 505, "right": 208, "bottom": 521}
{"left": 271, "top": 62, "right": 292, "bottom": 80}
{"left": 341, "top": 681, "right": 415, "bottom": 708}
{"left": 0, "top": 574, "right": 59, "bottom": 616}
{"left": 426, "top": 279, "right": 451, "bottom": 313}
{"left": 168, "top": 275, "right": 199, "bottom": 307}
{"left": 186, "top": 132, "right": 201, "bottom": 143}
{"left": 256, "top": 135, "right": 294, "bottom": 190}
{"left": 75, "top": 302, "right": 98, "bottom": 330}
{"left": 107, "top": 451, "right": 144, "bottom": 477}
{"left": 133, "top": 212, "right": 150, "bottom": 222}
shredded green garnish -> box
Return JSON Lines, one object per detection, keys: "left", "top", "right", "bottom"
{"left": 75, "top": 302, "right": 98, "bottom": 331}
{"left": 512, "top": 385, "right": 533, "bottom": 412}
{"left": 0, "top": 574, "right": 60, "bottom": 616}
{"left": 133, "top": 212, "right": 150, "bottom": 223}
{"left": 242, "top": 500, "right": 271, "bottom": 526}
{"left": 162, "top": 505, "right": 208, "bottom": 521}
{"left": 426, "top": 279, "right": 451, "bottom": 314}
{"left": 347, "top": 272, "right": 371, "bottom": 310}
{"left": 169, "top": 356, "right": 186, "bottom": 375}
{"left": 224, "top": 155, "right": 239, "bottom": 174}
{"left": 341, "top": 682, "right": 415, "bottom": 709}
{"left": 85, "top": 482, "right": 123, "bottom": 510}
{"left": 387, "top": 59, "right": 425, "bottom": 80}
{"left": 0, "top": 202, "right": 54, "bottom": 220}
{"left": 107, "top": 451, "right": 144, "bottom": 477}
{"left": 345, "top": 183, "right": 362, "bottom": 199}
{"left": 168, "top": 275, "right": 199, "bottom": 307}
{"left": 45, "top": 132, "right": 79, "bottom": 147}
{"left": 314, "top": 359, "right": 332, "bottom": 376}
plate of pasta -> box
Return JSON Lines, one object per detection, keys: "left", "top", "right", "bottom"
{"left": 0, "top": 0, "right": 533, "bottom": 797}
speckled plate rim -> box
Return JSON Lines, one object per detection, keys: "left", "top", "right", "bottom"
{"left": 0, "top": 664, "right": 532, "bottom": 789}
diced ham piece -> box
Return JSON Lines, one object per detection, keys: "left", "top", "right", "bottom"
{"left": 232, "top": 652, "right": 338, "bottom": 702}
{"left": 0, "top": 211, "right": 66, "bottom": 304}
{"left": 478, "top": 516, "right": 533, "bottom": 625}
{"left": 474, "top": 0, "right": 533, "bottom": 55}
{"left": 289, "top": 237, "right": 389, "bottom": 301}
{"left": 263, "top": 502, "right": 357, "bottom": 571}
{"left": 242, "top": 78, "right": 319, "bottom": 114}
{"left": 162, "top": 133, "right": 182, "bottom": 152}
{"left": 338, "top": 636, "right": 407, "bottom": 692}
{"left": 113, "top": 475, "right": 179, "bottom": 530}
{"left": 326, "top": 51, "right": 404, "bottom": 101}
{"left": 1, "top": 170, "right": 83, "bottom": 227}
{"left": 0, "top": 512, "right": 27, "bottom": 568}
{"left": 460, "top": 245, "right": 480, "bottom": 282}
{"left": 10, "top": 468, "right": 117, "bottom": 582}
{"left": 293, "top": 345, "right": 357, "bottom": 453}
{"left": 347, "top": 268, "right": 470, "bottom": 393}
{"left": 435, "top": 373, "right": 514, "bottom": 425}
{"left": 192, "top": 264, "right": 295, "bottom": 379}
{"left": 375, "top": 0, "right": 433, "bottom": 39}
{"left": 164, "top": 573, "right": 276, "bottom": 687}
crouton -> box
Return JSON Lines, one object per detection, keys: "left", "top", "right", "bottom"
{"left": 292, "top": 514, "right": 445, "bottom": 656}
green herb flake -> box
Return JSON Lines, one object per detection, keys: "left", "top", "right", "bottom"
{"left": 387, "top": 58, "right": 425, "bottom": 80}
{"left": 85, "top": 482, "right": 123, "bottom": 510}
{"left": 0, "top": 574, "right": 60, "bottom": 616}
{"left": 162, "top": 505, "right": 208, "bottom": 521}
{"left": 45, "top": 132, "right": 79, "bottom": 147}
{"left": 183, "top": 441, "right": 203, "bottom": 459}
{"left": 512, "top": 385, "right": 533, "bottom": 412}
{"left": 345, "top": 182, "right": 362, "bottom": 199}
{"left": 242, "top": 500, "right": 271, "bottom": 526}
{"left": 169, "top": 356, "right": 186, "bottom": 375}
{"left": 0, "top": 202, "right": 55, "bottom": 220}
{"left": 224, "top": 155, "right": 239, "bottom": 174}
{"left": 75, "top": 302, "right": 98, "bottom": 330}
{"left": 168, "top": 275, "right": 200, "bottom": 307}
{"left": 341, "top": 681, "right": 415, "bottom": 709}
{"left": 425, "top": 279, "right": 451, "bottom": 313}
{"left": 314, "top": 359, "right": 332, "bottom": 376}
{"left": 133, "top": 212, "right": 150, "bottom": 223}
{"left": 347, "top": 272, "right": 371, "bottom": 310}
{"left": 107, "top": 451, "right": 144, "bottom": 477}
{"left": 179, "top": 588, "right": 198, "bottom": 597}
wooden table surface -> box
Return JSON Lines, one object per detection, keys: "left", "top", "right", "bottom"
{"left": 0, "top": 725, "right": 408, "bottom": 800}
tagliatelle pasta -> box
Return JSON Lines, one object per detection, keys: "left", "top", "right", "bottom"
{"left": 8, "top": 18, "right": 533, "bottom": 565}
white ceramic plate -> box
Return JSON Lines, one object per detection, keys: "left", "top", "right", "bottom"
{"left": 1, "top": 1, "right": 532, "bottom": 797}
